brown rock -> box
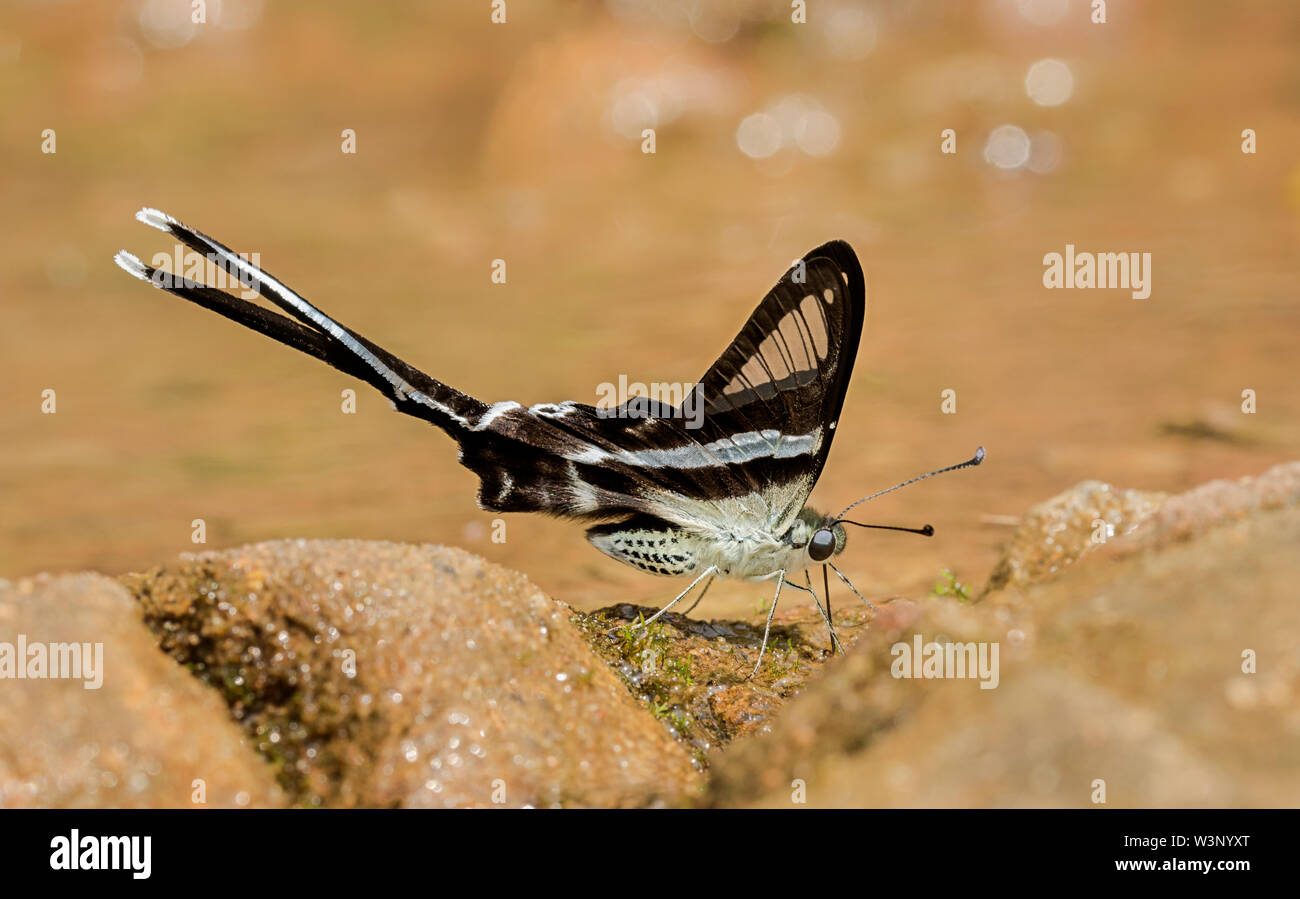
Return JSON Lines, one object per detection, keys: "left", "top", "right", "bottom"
{"left": 1104, "top": 459, "right": 1300, "bottom": 555}
{"left": 981, "top": 480, "right": 1166, "bottom": 598}
{"left": 707, "top": 470, "right": 1300, "bottom": 808}
{"left": 122, "top": 540, "right": 701, "bottom": 807}
{"left": 0, "top": 573, "right": 285, "bottom": 808}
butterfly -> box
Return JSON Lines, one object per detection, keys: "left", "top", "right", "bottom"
{"left": 115, "top": 208, "right": 983, "bottom": 675}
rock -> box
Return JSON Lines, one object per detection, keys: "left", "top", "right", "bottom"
{"left": 982, "top": 462, "right": 1300, "bottom": 602}
{"left": 1102, "top": 460, "right": 1300, "bottom": 556}
{"left": 706, "top": 467, "right": 1300, "bottom": 808}
{"left": 121, "top": 540, "right": 701, "bottom": 808}
{"left": 980, "top": 480, "right": 1166, "bottom": 597}
{"left": 0, "top": 573, "right": 285, "bottom": 808}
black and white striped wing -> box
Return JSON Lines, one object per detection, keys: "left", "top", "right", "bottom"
{"left": 463, "top": 240, "right": 866, "bottom": 537}
{"left": 689, "top": 239, "right": 865, "bottom": 531}
{"left": 573, "top": 241, "right": 866, "bottom": 573}
{"left": 115, "top": 210, "right": 864, "bottom": 562}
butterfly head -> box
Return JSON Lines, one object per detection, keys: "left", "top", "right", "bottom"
{"left": 808, "top": 522, "right": 846, "bottom": 562}
{"left": 791, "top": 508, "right": 848, "bottom": 564}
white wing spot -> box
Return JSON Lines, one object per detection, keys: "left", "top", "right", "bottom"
{"left": 530, "top": 401, "right": 577, "bottom": 418}
{"left": 563, "top": 428, "right": 821, "bottom": 469}
{"left": 823, "top": 288, "right": 835, "bottom": 304}
{"left": 474, "top": 400, "right": 522, "bottom": 431}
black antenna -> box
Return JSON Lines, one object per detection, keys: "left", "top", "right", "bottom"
{"left": 839, "top": 522, "right": 935, "bottom": 536}
{"left": 834, "top": 446, "right": 985, "bottom": 522}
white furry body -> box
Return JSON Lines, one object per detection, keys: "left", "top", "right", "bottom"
{"left": 586, "top": 499, "right": 829, "bottom": 581}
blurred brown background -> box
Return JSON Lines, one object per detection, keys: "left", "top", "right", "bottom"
{"left": 2, "top": 0, "right": 1297, "bottom": 617}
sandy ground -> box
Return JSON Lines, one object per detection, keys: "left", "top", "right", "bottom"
{"left": 2, "top": 1, "right": 1297, "bottom": 619}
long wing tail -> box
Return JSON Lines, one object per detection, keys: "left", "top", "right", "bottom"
{"left": 114, "top": 208, "right": 486, "bottom": 434}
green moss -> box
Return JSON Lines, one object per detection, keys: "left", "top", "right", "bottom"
{"left": 571, "top": 601, "right": 870, "bottom": 762}
{"left": 579, "top": 611, "right": 699, "bottom": 741}
{"left": 665, "top": 656, "right": 694, "bottom": 685}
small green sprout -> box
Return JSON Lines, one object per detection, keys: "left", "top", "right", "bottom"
{"left": 933, "top": 568, "right": 970, "bottom": 602}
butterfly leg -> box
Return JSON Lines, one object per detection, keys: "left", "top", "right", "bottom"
{"left": 638, "top": 565, "right": 719, "bottom": 630}
{"left": 828, "top": 562, "right": 876, "bottom": 613}
{"left": 747, "top": 570, "right": 787, "bottom": 680}
{"left": 783, "top": 577, "right": 843, "bottom": 656}
{"left": 805, "top": 569, "right": 845, "bottom": 656}
{"left": 680, "top": 572, "right": 716, "bottom": 616}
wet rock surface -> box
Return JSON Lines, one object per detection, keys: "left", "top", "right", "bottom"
{"left": 981, "top": 480, "right": 1166, "bottom": 597}
{"left": 121, "top": 540, "right": 701, "bottom": 808}
{"left": 0, "top": 573, "right": 285, "bottom": 808}
{"left": 1100, "top": 460, "right": 1300, "bottom": 557}
{"left": 706, "top": 467, "right": 1300, "bottom": 808}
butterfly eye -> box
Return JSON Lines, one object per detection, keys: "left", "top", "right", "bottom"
{"left": 808, "top": 528, "right": 837, "bottom": 562}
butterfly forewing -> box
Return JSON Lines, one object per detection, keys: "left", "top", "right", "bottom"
{"left": 457, "top": 240, "right": 865, "bottom": 554}
{"left": 688, "top": 239, "right": 865, "bottom": 533}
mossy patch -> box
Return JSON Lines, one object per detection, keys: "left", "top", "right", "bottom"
{"left": 571, "top": 600, "right": 874, "bottom": 764}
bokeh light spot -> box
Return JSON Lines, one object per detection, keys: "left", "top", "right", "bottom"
{"left": 1025, "top": 58, "right": 1074, "bottom": 107}
{"left": 736, "top": 113, "right": 782, "bottom": 159}
{"left": 984, "top": 125, "right": 1031, "bottom": 169}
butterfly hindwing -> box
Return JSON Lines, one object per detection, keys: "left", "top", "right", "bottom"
{"left": 585, "top": 514, "right": 699, "bottom": 577}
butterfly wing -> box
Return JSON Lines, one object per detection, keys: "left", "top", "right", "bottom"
{"left": 461, "top": 240, "right": 866, "bottom": 545}
{"left": 117, "top": 211, "right": 864, "bottom": 560}
{"left": 688, "top": 239, "right": 865, "bottom": 532}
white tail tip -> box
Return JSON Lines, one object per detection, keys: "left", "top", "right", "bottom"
{"left": 114, "top": 250, "right": 150, "bottom": 282}
{"left": 135, "top": 207, "right": 176, "bottom": 231}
